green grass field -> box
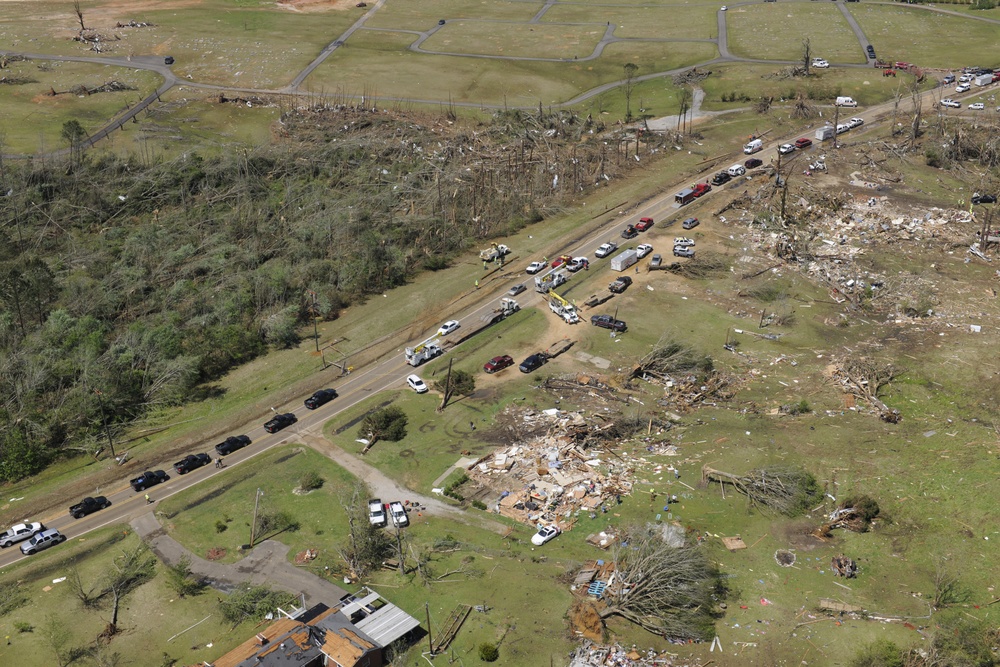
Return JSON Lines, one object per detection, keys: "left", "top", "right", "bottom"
{"left": 727, "top": 3, "right": 867, "bottom": 63}
{"left": 541, "top": 4, "right": 719, "bottom": 40}
{"left": 847, "top": 3, "right": 1000, "bottom": 68}
{"left": 0, "top": 527, "right": 268, "bottom": 667}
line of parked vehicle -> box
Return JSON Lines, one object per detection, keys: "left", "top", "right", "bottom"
{"left": 368, "top": 498, "right": 409, "bottom": 528}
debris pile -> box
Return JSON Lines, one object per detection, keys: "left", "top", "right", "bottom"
{"left": 569, "top": 639, "right": 681, "bottom": 667}
{"left": 831, "top": 554, "right": 858, "bottom": 578}
{"left": 828, "top": 357, "right": 900, "bottom": 422}
{"left": 466, "top": 409, "right": 637, "bottom": 530}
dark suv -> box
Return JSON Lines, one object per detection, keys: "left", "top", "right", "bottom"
{"left": 744, "top": 157, "right": 763, "bottom": 169}
{"left": 215, "top": 434, "right": 251, "bottom": 456}
{"left": 590, "top": 315, "right": 627, "bottom": 332}
{"left": 264, "top": 413, "right": 297, "bottom": 433}
{"left": 519, "top": 353, "right": 546, "bottom": 373}
{"left": 304, "top": 388, "right": 338, "bottom": 409}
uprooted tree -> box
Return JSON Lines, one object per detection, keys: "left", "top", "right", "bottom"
{"left": 701, "top": 465, "right": 820, "bottom": 515}
{"left": 358, "top": 405, "right": 408, "bottom": 453}
{"left": 69, "top": 541, "right": 157, "bottom": 638}
{"left": 833, "top": 357, "right": 901, "bottom": 423}
{"left": 599, "top": 524, "right": 722, "bottom": 639}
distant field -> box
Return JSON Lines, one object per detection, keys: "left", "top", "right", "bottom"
{"left": 541, "top": 4, "right": 718, "bottom": 40}
{"left": 420, "top": 21, "right": 603, "bottom": 59}
{"left": 363, "top": 0, "right": 543, "bottom": 28}
{"left": 307, "top": 31, "right": 715, "bottom": 105}
{"left": 727, "top": 3, "right": 866, "bottom": 63}
{"left": 846, "top": 3, "right": 1000, "bottom": 68}
{"left": 0, "top": 60, "right": 159, "bottom": 154}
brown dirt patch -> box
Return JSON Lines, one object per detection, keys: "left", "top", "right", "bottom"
{"left": 206, "top": 547, "right": 227, "bottom": 560}
{"left": 568, "top": 599, "right": 605, "bottom": 642}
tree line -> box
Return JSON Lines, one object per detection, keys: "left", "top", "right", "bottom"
{"left": 0, "top": 105, "right": 653, "bottom": 482}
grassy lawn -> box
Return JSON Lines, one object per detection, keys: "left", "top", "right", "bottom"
{"left": 727, "top": 3, "right": 867, "bottom": 63}
{"left": 421, "top": 21, "right": 604, "bottom": 59}
{"left": 0, "top": 61, "right": 159, "bottom": 154}
{"left": 158, "top": 445, "right": 358, "bottom": 565}
{"left": 541, "top": 4, "right": 719, "bottom": 40}
{"left": 363, "top": 0, "right": 543, "bottom": 28}
{"left": 0, "top": 526, "right": 264, "bottom": 667}
{"left": 847, "top": 3, "right": 1000, "bottom": 68}
{"left": 698, "top": 62, "right": 936, "bottom": 110}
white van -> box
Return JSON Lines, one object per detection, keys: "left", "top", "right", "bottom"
{"left": 727, "top": 164, "right": 746, "bottom": 177}
{"left": 835, "top": 96, "right": 858, "bottom": 107}
{"left": 743, "top": 138, "right": 763, "bottom": 154}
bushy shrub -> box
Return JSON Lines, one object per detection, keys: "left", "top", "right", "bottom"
{"left": 478, "top": 642, "right": 499, "bottom": 662}
{"left": 299, "top": 471, "right": 324, "bottom": 491}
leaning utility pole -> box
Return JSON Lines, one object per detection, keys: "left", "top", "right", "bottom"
{"left": 249, "top": 488, "right": 264, "bottom": 547}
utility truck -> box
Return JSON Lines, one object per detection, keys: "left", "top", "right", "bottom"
{"left": 535, "top": 267, "right": 568, "bottom": 293}
{"left": 479, "top": 243, "right": 510, "bottom": 262}
{"left": 548, "top": 290, "right": 580, "bottom": 324}
{"left": 405, "top": 335, "right": 443, "bottom": 366}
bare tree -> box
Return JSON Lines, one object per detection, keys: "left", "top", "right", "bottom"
{"left": 599, "top": 524, "right": 719, "bottom": 638}
{"left": 102, "top": 543, "right": 156, "bottom": 635}
{"left": 802, "top": 38, "right": 811, "bottom": 75}
{"left": 73, "top": 0, "right": 86, "bottom": 32}
{"left": 910, "top": 76, "right": 923, "bottom": 141}
{"left": 677, "top": 86, "right": 692, "bottom": 134}
{"left": 622, "top": 63, "right": 639, "bottom": 122}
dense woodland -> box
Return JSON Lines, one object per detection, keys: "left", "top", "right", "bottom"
{"left": 0, "top": 105, "right": 656, "bottom": 481}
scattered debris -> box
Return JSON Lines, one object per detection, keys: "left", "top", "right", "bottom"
{"left": 831, "top": 554, "right": 858, "bottom": 578}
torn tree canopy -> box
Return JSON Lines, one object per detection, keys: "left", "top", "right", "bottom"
{"left": 624, "top": 337, "right": 714, "bottom": 383}
{"left": 831, "top": 357, "right": 901, "bottom": 422}
{"left": 701, "top": 465, "right": 820, "bottom": 516}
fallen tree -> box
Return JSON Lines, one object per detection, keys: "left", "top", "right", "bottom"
{"left": 701, "top": 465, "right": 820, "bottom": 515}
{"left": 599, "top": 524, "right": 722, "bottom": 639}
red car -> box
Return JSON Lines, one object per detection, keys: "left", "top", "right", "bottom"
{"left": 635, "top": 217, "right": 654, "bottom": 232}
{"left": 483, "top": 355, "right": 514, "bottom": 373}
{"left": 794, "top": 137, "right": 813, "bottom": 149}
{"left": 551, "top": 254, "right": 572, "bottom": 269}
{"left": 691, "top": 183, "right": 711, "bottom": 198}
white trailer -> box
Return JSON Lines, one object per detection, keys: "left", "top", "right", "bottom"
{"left": 974, "top": 74, "right": 993, "bottom": 87}
{"left": 610, "top": 248, "right": 638, "bottom": 272}
{"left": 815, "top": 126, "right": 835, "bottom": 141}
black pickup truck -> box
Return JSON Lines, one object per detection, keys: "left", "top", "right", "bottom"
{"left": 129, "top": 470, "right": 169, "bottom": 492}
{"left": 69, "top": 496, "right": 111, "bottom": 519}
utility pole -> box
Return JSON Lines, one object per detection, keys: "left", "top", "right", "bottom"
{"left": 425, "top": 602, "right": 434, "bottom": 655}
{"left": 94, "top": 389, "right": 116, "bottom": 459}
{"left": 307, "top": 290, "right": 320, "bottom": 352}
{"left": 250, "top": 488, "right": 264, "bottom": 547}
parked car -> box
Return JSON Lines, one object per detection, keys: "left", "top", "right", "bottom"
{"left": 848, "top": 117, "right": 865, "bottom": 128}
{"left": 956, "top": 83, "right": 971, "bottom": 93}
{"left": 215, "top": 434, "right": 251, "bottom": 455}
{"left": 836, "top": 123, "right": 851, "bottom": 134}
{"left": 744, "top": 157, "right": 763, "bottom": 169}
{"left": 940, "top": 99, "right": 961, "bottom": 108}
{"left": 551, "top": 254, "right": 573, "bottom": 269}
{"left": 590, "top": 314, "right": 627, "bottom": 332}
{"left": 650, "top": 254, "right": 663, "bottom": 268}
{"left": 508, "top": 283, "right": 527, "bottom": 296}
{"left": 519, "top": 353, "right": 546, "bottom": 373}
{"left": 711, "top": 171, "right": 732, "bottom": 186}
{"left": 388, "top": 501, "right": 409, "bottom": 527}
{"left": 304, "top": 388, "right": 338, "bottom": 409}
{"left": 173, "top": 453, "right": 211, "bottom": 474}
{"left": 566, "top": 257, "right": 589, "bottom": 272}
{"left": 812, "top": 59, "right": 829, "bottom": 69}
{"left": 483, "top": 355, "right": 514, "bottom": 373}
{"left": 0, "top": 522, "right": 44, "bottom": 548}
{"left": 972, "top": 193, "right": 997, "bottom": 204}
{"left": 969, "top": 102, "right": 985, "bottom": 111}
{"left": 682, "top": 217, "right": 699, "bottom": 230}
{"left": 69, "top": 496, "right": 111, "bottom": 519}
{"left": 620, "top": 225, "right": 638, "bottom": 239}
{"left": 594, "top": 241, "right": 618, "bottom": 258}
{"left": 635, "top": 217, "right": 654, "bottom": 232}
{"left": 130, "top": 470, "right": 168, "bottom": 492}
{"left": 794, "top": 137, "right": 813, "bottom": 149}
{"left": 437, "top": 320, "right": 460, "bottom": 336}
{"left": 525, "top": 261, "right": 547, "bottom": 274}
{"left": 636, "top": 243, "right": 653, "bottom": 258}
{"left": 531, "top": 524, "right": 560, "bottom": 546}
{"left": 406, "top": 374, "right": 428, "bottom": 393}
{"left": 691, "top": 183, "right": 711, "bottom": 197}
{"left": 20, "top": 528, "right": 66, "bottom": 555}
{"left": 673, "top": 237, "right": 695, "bottom": 248}
{"left": 778, "top": 143, "right": 796, "bottom": 155}
{"left": 164, "top": 56, "right": 174, "bottom": 65}
{"left": 263, "top": 413, "right": 297, "bottom": 433}
{"left": 608, "top": 276, "right": 632, "bottom": 294}
{"left": 368, "top": 498, "right": 387, "bottom": 526}
{"left": 673, "top": 246, "right": 696, "bottom": 258}
{"left": 866, "top": 45, "right": 876, "bottom": 59}
{"left": 942, "top": 74, "right": 956, "bottom": 84}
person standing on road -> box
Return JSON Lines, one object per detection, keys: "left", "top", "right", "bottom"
{"left": 144, "top": 494, "right": 152, "bottom": 504}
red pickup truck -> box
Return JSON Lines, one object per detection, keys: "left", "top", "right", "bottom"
{"left": 691, "top": 183, "right": 712, "bottom": 198}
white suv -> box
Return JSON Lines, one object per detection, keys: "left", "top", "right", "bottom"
{"left": 406, "top": 375, "right": 428, "bottom": 393}
{"left": 20, "top": 528, "right": 66, "bottom": 555}
{"left": 368, "top": 499, "right": 387, "bottom": 526}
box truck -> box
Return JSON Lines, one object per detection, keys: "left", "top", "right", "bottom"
{"left": 610, "top": 248, "right": 638, "bottom": 272}
{"left": 815, "top": 125, "right": 835, "bottom": 141}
